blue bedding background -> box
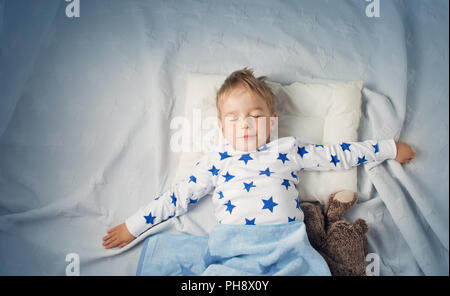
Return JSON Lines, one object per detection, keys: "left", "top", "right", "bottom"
{"left": 0, "top": 0, "right": 448, "bottom": 275}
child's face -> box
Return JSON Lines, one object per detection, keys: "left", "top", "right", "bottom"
{"left": 218, "top": 87, "right": 277, "bottom": 152}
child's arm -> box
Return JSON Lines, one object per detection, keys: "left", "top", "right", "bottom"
{"left": 292, "top": 138, "right": 411, "bottom": 171}
{"left": 103, "top": 153, "right": 215, "bottom": 249}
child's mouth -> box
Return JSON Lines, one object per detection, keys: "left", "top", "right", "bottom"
{"left": 242, "top": 135, "right": 256, "bottom": 140}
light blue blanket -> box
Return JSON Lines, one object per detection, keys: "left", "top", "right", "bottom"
{"left": 136, "top": 221, "right": 331, "bottom": 276}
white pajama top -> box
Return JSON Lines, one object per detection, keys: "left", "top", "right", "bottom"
{"left": 125, "top": 136, "right": 397, "bottom": 237}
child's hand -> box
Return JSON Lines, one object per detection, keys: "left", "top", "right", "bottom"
{"left": 395, "top": 141, "right": 416, "bottom": 163}
{"left": 102, "top": 223, "right": 136, "bottom": 249}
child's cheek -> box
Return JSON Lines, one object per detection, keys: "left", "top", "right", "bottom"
{"left": 224, "top": 122, "right": 236, "bottom": 141}
{"left": 256, "top": 117, "right": 270, "bottom": 138}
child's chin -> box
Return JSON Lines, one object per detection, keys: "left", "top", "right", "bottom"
{"left": 235, "top": 140, "right": 259, "bottom": 151}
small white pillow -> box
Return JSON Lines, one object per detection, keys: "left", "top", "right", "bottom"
{"left": 173, "top": 72, "right": 363, "bottom": 204}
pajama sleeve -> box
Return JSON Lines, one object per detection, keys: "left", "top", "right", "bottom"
{"left": 125, "top": 153, "right": 215, "bottom": 237}
{"left": 292, "top": 138, "right": 397, "bottom": 171}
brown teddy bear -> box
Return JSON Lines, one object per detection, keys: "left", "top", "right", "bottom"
{"left": 300, "top": 190, "right": 369, "bottom": 276}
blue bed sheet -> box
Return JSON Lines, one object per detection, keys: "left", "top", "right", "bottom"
{"left": 0, "top": 0, "right": 447, "bottom": 275}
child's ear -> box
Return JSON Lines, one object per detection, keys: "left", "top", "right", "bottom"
{"left": 217, "top": 118, "right": 224, "bottom": 134}
{"left": 270, "top": 112, "right": 278, "bottom": 131}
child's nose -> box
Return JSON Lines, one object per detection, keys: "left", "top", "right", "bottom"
{"left": 240, "top": 118, "right": 249, "bottom": 128}
{"left": 240, "top": 116, "right": 257, "bottom": 129}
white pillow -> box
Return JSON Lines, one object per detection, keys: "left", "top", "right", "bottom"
{"left": 173, "top": 72, "right": 363, "bottom": 204}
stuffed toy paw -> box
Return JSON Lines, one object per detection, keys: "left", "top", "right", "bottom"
{"left": 300, "top": 190, "right": 369, "bottom": 276}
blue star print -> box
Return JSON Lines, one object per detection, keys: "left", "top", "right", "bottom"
{"left": 224, "top": 200, "right": 236, "bottom": 214}
{"left": 144, "top": 212, "right": 156, "bottom": 224}
{"left": 222, "top": 171, "right": 235, "bottom": 182}
{"left": 208, "top": 165, "right": 219, "bottom": 176}
{"left": 124, "top": 137, "right": 401, "bottom": 237}
{"left": 171, "top": 193, "right": 177, "bottom": 207}
{"left": 179, "top": 263, "right": 196, "bottom": 276}
{"left": 219, "top": 151, "right": 232, "bottom": 160}
{"left": 245, "top": 218, "right": 256, "bottom": 225}
{"left": 291, "top": 171, "right": 298, "bottom": 180}
{"left": 281, "top": 179, "right": 291, "bottom": 190}
{"left": 373, "top": 143, "right": 379, "bottom": 153}
{"left": 297, "top": 146, "right": 309, "bottom": 158}
{"left": 259, "top": 168, "right": 274, "bottom": 177}
{"left": 257, "top": 144, "right": 269, "bottom": 151}
{"left": 243, "top": 181, "right": 256, "bottom": 192}
{"left": 238, "top": 153, "right": 253, "bottom": 165}
{"left": 330, "top": 154, "right": 340, "bottom": 166}
{"left": 341, "top": 142, "right": 351, "bottom": 152}
{"left": 357, "top": 155, "right": 367, "bottom": 164}
{"left": 277, "top": 153, "right": 290, "bottom": 164}
{"left": 262, "top": 196, "right": 278, "bottom": 213}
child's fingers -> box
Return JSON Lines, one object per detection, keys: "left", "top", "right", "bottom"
{"left": 107, "top": 227, "right": 117, "bottom": 234}
{"left": 102, "top": 240, "right": 111, "bottom": 247}
{"left": 102, "top": 233, "right": 114, "bottom": 241}
{"left": 103, "top": 235, "right": 117, "bottom": 246}
{"left": 103, "top": 232, "right": 117, "bottom": 241}
{"left": 102, "top": 235, "right": 110, "bottom": 244}
{"left": 118, "top": 242, "right": 128, "bottom": 248}
{"left": 104, "top": 238, "right": 119, "bottom": 249}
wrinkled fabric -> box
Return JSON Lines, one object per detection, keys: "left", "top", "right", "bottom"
{"left": 0, "top": 0, "right": 448, "bottom": 275}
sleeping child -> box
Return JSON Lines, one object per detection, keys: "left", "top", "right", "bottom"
{"left": 102, "top": 68, "right": 416, "bottom": 275}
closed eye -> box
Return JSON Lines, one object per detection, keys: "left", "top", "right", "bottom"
{"left": 226, "top": 117, "right": 238, "bottom": 122}
{"left": 250, "top": 113, "right": 264, "bottom": 117}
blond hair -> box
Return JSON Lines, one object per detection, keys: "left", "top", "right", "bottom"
{"left": 216, "top": 67, "right": 275, "bottom": 117}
